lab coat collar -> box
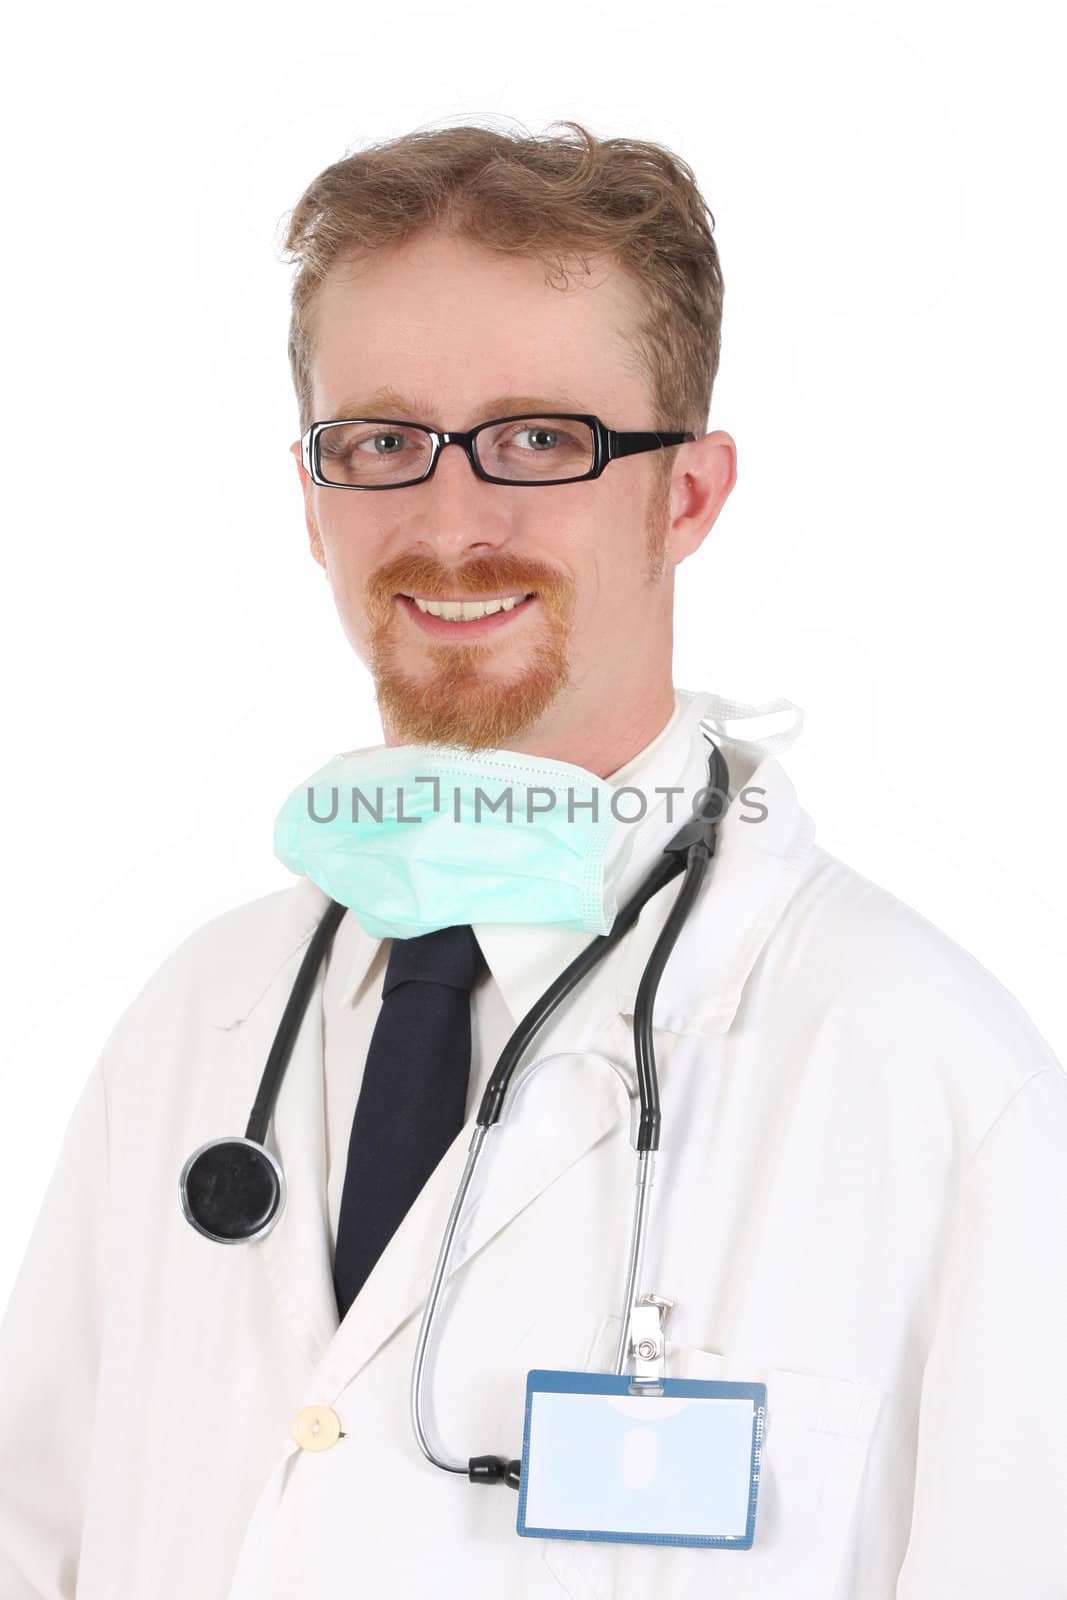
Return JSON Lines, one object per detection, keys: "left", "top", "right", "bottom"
{"left": 328, "top": 685, "right": 816, "bottom": 1038}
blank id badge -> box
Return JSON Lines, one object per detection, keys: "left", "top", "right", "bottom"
{"left": 516, "top": 1370, "right": 766, "bottom": 1549}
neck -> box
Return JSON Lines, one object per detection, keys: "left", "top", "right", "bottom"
{"left": 516, "top": 680, "right": 678, "bottom": 776}
{"left": 383, "top": 675, "right": 677, "bottom": 778}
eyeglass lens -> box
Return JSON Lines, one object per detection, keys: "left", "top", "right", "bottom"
{"left": 315, "top": 416, "right": 595, "bottom": 485}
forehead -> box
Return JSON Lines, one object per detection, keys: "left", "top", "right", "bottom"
{"left": 307, "top": 230, "right": 652, "bottom": 427}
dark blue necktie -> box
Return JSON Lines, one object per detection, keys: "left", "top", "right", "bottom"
{"left": 332, "top": 923, "right": 486, "bottom": 1321}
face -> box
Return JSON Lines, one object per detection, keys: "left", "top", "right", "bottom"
{"left": 291, "top": 229, "right": 735, "bottom": 767}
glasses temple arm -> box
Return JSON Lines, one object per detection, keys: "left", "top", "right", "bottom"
{"left": 607, "top": 430, "right": 697, "bottom": 460}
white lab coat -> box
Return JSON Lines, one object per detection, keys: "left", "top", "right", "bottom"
{"left": 1, "top": 699, "right": 1066, "bottom": 1599}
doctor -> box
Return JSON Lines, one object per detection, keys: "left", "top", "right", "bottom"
{"left": 2, "top": 119, "right": 1066, "bottom": 1599}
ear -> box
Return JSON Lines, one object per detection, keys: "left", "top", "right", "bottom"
{"left": 290, "top": 439, "right": 326, "bottom": 569}
{"left": 665, "top": 430, "right": 737, "bottom": 566}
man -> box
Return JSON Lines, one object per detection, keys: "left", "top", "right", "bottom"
{"left": 1, "top": 120, "right": 1065, "bottom": 1599}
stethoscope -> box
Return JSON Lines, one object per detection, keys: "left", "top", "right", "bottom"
{"left": 179, "top": 731, "right": 729, "bottom": 1490}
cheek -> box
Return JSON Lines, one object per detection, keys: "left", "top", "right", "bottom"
{"left": 587, "top": 517, "right": 650, "bottom": 603}
{"left": 317, "top": 511, "right": 370, "bottom": 585}
{"left": 317, "top": 534, "right": 377, "bottom": 641}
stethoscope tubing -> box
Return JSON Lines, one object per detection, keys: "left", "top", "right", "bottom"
{"left": 474, "top": 850, "right": 684, "bottom": 1130}
{"left": 410, "top": 1124, "right": 490, "bottom": 1477}
{"left": 410, "top": 838, "right": 715, "bottom": 1482}
{"left": 245, "top": 897, "right": 347, "bottom": 1146}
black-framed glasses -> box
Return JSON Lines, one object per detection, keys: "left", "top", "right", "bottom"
{"left": 298, "top": 412, "right": 697, "bottom": 489}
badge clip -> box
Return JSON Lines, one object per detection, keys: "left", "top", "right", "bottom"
{"left": 627, "top": 1294, "right": 674, "bottom": 1396}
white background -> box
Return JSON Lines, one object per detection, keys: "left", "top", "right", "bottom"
{"left": 0, "top": 0, "right": 1063, "bottom": 1300}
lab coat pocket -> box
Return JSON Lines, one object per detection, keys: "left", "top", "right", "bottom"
{"left": 539, "top": 1317, "right": 885, "bottom": 1600}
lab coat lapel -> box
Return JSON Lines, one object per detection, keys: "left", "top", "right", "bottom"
{"left": 217, "top": 896, "right": 632, "bottom": 1395}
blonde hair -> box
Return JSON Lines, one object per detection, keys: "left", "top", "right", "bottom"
{"left": 280, "top": 119, "right": 724, "bottom": 469}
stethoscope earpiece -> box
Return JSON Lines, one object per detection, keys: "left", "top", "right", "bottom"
{"left": 179, "top": 1136, "right": 286, "bottom": 1244}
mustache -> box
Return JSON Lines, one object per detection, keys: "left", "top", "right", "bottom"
{"left": 365, "top": 551, "right": 574, "bottom": 615}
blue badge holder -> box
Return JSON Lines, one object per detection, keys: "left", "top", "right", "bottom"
{"left": 517, "top": 1368, "right": 767, "bottom": 1549}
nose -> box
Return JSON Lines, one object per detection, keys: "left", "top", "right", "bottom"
{"left": 411, "top": 437, "right": 512, "bottom": 559}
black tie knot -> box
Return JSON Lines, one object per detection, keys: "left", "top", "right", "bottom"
{"left": 382, "top": 923, "right": 486, "bottom": 998}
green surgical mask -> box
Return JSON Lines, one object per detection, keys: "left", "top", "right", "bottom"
{"left": 273, "top": 742, "right": 638, "bottom": 940}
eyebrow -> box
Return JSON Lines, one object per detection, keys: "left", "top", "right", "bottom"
{"left": 323, "top": 388, "right": 590, "bottom": 425}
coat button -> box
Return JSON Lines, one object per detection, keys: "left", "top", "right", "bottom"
{"left": 291, "top": 1404, "right": 343, "bottom": 1451}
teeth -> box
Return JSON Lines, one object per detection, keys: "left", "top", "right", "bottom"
{"left": 411, "top": 595, "right": 527, "bottom": 621}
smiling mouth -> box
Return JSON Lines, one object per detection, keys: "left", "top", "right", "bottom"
{"left": 398, "top": 591, "right": 538, "bottom": 621}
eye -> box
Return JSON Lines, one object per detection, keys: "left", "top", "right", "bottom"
{"left": 318, "top": 427, "right": 413, "bottom": 459}
{"left": 357, "top": 431, "right": 408, "bottom": 454}
{"left": 512, "top": 425, "right": 562, "bottom": 452}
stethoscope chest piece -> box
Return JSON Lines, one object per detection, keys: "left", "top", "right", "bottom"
{"left": 179, "top": 1136, "right": 286, "bottom": 1244}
